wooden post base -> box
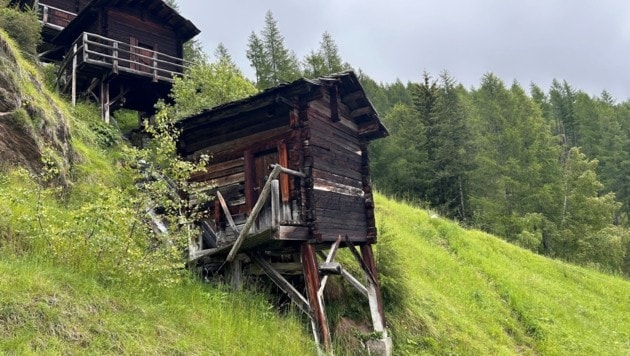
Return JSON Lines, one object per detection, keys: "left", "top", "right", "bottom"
{"left": 301, "top": 243, "right": 332, "bottom": 352}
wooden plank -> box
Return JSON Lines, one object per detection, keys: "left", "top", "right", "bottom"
{"left": 277, "top": 141, "right": 290, "bottom": 203}
{"left": 329, "top": 85, "right": 340, "bottom": 122}
{"left": 187, "top": 128, "right": 291, "bottom": 162}
{"left": 190, "top": 162, "right": 244, "bottom": 182}
{"left": 351, "top": 106, "right": 373, "bottom": 119}
{"left": 201, "top": 172, "right": 244, "bottom": 188}
{"left": 361, "top": 244, "right": 387, "bottom": 335}
{"left": 312, "top": 169, "right": 363, "bottom": 190}
{"left": 277, "top": 226, "right": 309, "bottom": 240}
{"left": 271, "top": 180, "right": 280, "bottom": 227}
{"left": 316, "top": 229, "right": 368, "bottom": 242}
{"left": 247, "top": 262, "right": 304, "bottom": 276}
{"left": 227, "top": 165, "right": 283, "bottom": 262}
{"left": 341, "top": 268, "right": 368, "bottom": 298}
{"left": 302, "top": 243, "right": 332, "bottom": 352}
{"left": 216, "top": 191, "right": 239, "bottom": 234}
{"left": 250, "top": 253, "right": 312, "bottom": 317}
{"left": 243, "top": 150, "right": 256, "bottom": 214}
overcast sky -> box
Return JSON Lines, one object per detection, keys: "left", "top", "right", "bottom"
{"left": 176, "top": 0, "right": 630, "bottom": 101}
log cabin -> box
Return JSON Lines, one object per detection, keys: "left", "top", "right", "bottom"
{"left": 179, "top": 71, "right": 391, "bottom": 353}
{"left": 13, "top": 0, "right": 199, "bottom": 122}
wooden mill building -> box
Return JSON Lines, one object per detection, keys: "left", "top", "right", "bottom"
{"left": 13, "top": 0, "right": 199, "bottom": 121}
{"left": 179, "top": 71, "right": 391, "bottom": 353}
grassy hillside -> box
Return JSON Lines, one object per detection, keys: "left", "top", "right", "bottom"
{"left": 373, "top": 194, "right": 630, "bottom": 355}
{"left": 0, "top": 258, "right": 315, "bottom": 355}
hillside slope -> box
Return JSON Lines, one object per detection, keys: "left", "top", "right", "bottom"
{"left": 374, "top": 194, "right": 629, "bottom": 355}
{"left": 0, "top": 259, "right": 316, "bottom": 355}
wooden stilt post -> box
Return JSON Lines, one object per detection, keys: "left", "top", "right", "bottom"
{"left": 71, "top": 43, "right": 77, "bottom": 107}
{"left": 100, "top": 75, "right": 110, "bottom": 123}
{"left": 301, "top": 243, "right": 331, "bottom": 353}
{"left": 360, "top": 244, "right": 386, "bottom": 334}
{"left": 229, "top": 257, "right": 243, "bottom": 291}
{"left": 361, "top": 244, "right": 392, "bottom": 355}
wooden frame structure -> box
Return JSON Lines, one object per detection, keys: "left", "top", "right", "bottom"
{"left": 180, "top": 71, "right": 392, "bottom": 354}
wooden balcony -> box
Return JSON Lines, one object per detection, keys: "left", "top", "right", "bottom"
{"left": 37, "top": 3, "right": 77, "bottom": 31}
{"left": 57, "top": 32, "right": 188, "bottom": 92}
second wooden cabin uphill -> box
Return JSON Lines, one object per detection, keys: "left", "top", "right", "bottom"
{"left": 179, "top": 71, "right": 391, "bottom": 354}
{"left": 13, "top": 0, "right": 199, "bottom": 121}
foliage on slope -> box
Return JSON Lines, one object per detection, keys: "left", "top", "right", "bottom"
{"left": 372, "top": 193, "right": 630, "bottom": 355}
{"left": 0, "top": 23, "right": 315, "bottom": 355}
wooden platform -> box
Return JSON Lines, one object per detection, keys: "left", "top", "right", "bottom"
{"left": 190, "top": 225, "right": 309, "bottom": 262}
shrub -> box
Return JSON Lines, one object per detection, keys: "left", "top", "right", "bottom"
{"left": 0, "top": 2, "right": 41, "bottom": 57}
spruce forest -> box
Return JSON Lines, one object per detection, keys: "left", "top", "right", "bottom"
{"left": 237, "top": 11, "right": 630, "bottom": 277}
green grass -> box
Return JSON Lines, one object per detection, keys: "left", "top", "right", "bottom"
{"left": 374, "top": 194, "right": 630, "bottom": 355}
{"left": 0, "top": 258, "right": 316, "bottom": 355}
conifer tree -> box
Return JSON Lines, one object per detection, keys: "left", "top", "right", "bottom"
{"left": 428, "top": 72, "right": 474, "bottom": 220}
{"left": 246, "top": 32, "right": 271, "bottom": 89}
{"left": 303, "top": 31, "right": 346, "bottom": 77}
{"left": 246, "top": 11, "right": 301, "bottom": 90}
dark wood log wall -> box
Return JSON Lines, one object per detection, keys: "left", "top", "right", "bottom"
{"left": 307, "top": 87, "right": 372, "bottom": 242}
{"left": 107, "top": 9, "right": 179, "bottom": 58}
{"left": 187, "top": 112, "right": 298, "bottom": 246}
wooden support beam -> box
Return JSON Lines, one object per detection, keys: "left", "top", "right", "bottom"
{"left": 249, "top": 253, "right": 311, "bottom": 317}
{"left": 112, "top": 41, "right": 119, "bottom": 74}
{"left": 341, "top": 268, "right": 369, "bottom": 298}
{"left": 277, "top": 141, "right": 290, "bottom": 203}
{"left": 318, "top": 235, "right": 342, "bottom": 294}
{"left": 361, "top": 244, "right": 387, "bottom": 336}
{"left": 100, "top": 75, "right": 110, "bottom": 124}
{"left": 247, "top": 262, "right": 304, "bottom": 276}
{"left": 346, "top": 237, "right": 378, "bottom": 285}
{"left": 216, "top": 191, "right": 239, "bottom": 234}
{"left": 350, "top": 106, "right": 372, "bottom": 120}
{"left": 301, "top": 243, "right": 332, "bottom": 352}
{"left": 71, "top": 43, "right": 77, "bottom": 107}
{"left": 229, "top": 257, "right": 243, "bottom": 291}
{"left": 341, "top": 89, "right": 364, "bottom": 104}
{"left": 244, "top": 150, "right": 256, "bottom": 213}
{"left": 271, "top": 179, "right": 280, "bottom": 227}
{"left": 329, "top": 85, "right": 340, "bottom": 122}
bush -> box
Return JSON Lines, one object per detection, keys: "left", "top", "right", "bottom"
{"left": 0, "top": 2, "right": 41, "bottom": 57}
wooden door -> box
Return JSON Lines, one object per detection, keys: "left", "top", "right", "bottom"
{"left": 254, "top": 149, "right": 279, "bottom": 200}
{"left": 243, "top": 141, "right": 291, "bottom": 213}
{"left": 130, "top": 36, "right": 154, "bottom": 73}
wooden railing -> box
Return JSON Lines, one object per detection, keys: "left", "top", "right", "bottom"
{"left": 226, "top": 164, "right": 306, "bottom": 262}
{"left": 37, "top": 3, "right": 77, "bottom": 30}
{"left": 189, "top": 164, "right": 306, "bottom": 262}
{"left": 57, "top": 32, "right": 190, "bottom": 88}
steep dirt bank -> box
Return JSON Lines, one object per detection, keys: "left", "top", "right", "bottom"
{"left": 0, "top": 32, "right": 74, "bottom": 185}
